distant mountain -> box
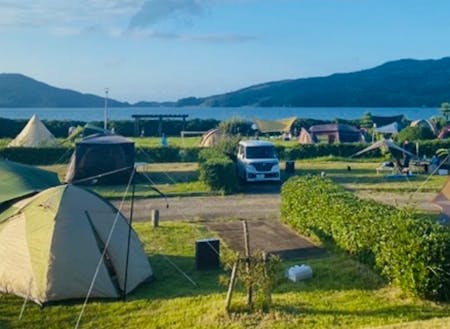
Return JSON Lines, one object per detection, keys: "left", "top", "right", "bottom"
{"left": 178, "top": 57, "right": 450, "bottom": 107}
{"left": 2, "top": 57, "right": 450, "bottom": 108}
{"left": 0, "top": 74, "right": 129, "bottom": 107}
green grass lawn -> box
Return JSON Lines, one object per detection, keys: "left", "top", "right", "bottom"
{"left": 0, "top": 139, "right": 11, "bottom": 148}
{"left": 291, "top": 158, "right": 447, "bottom": 193}
{"left": 1, "top": 221, "right": 448, "bottom": 329}
{"left": 131, "top": 136, "right": 203, "bottom": 148}
{"left": 41, "top": 159, "right": 448, "bottom": 203}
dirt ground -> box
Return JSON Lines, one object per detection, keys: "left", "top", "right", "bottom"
{"left": 206, "top": 219, "right": 325, "bottom": 260}
{"left": 356, "top": 191, "right": 441, "bottom": 213}
{"left": 114, "top": 183, "right": 282, "bottom": 222}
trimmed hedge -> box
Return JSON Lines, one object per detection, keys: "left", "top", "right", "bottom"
{"left": 4, "top": 138, "right": 450, "bottom": 165}
{"left": 198, "top": 149, "right": 238, "bottom": 194}
{"left": 0, "top": 146, "right": 203, "bottom": 165}
{"left": 136, "top": 147, "right": 201, "bottom": 163}
{"left": 0, "top": 147, "right": 73, "bottom": 165}
{"left": 0, "top": 117, "right": 220, "bottom": 138}
{"left": 281, "top": 176, "right": 450, "bottom": 301}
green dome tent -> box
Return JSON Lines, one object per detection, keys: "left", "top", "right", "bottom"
{"left": 0, "top": 159, "right": 60, "bottom": 205}
{"left": 0, "top": 185, "right": 152, "bottom": 305}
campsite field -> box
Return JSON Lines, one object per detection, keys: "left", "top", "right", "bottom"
{"left": 1, "top": 221, "right": 449, "bottom": 329}
{"left": 1, "top": 159, "right": 446, "bottom": 328}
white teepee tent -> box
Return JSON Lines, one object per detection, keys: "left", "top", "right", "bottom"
{"left": 8, "top": 114, "right": 59, "bottom": 147}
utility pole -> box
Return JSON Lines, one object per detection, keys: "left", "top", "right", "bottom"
{"left": 104, "top": 88, "right": 109, "bottom": 130}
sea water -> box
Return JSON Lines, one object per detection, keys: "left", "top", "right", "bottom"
{"left": 0, "top": 106, "right": 440, "bottom": 122}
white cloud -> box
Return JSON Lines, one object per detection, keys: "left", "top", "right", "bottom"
{"left": 0, "top": 0, "right": 256, "bottom": 44}
{"left": 0, "top": 0, "right": 141, "bottom": 28}
{"left": 120, "top": 27, "right": 257, "bottom": 43}
{"left": 127, "top": 0, "right": 206, "bottom": 29}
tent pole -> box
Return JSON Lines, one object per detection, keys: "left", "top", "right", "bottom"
{"left": 123, "top": 170, "right": 136, "bottom": 301}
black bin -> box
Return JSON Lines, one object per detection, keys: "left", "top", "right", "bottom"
{"left": 195, "top": 238, "right": 220, "bottom": 270}
{"left": 285, "top": 161, "right": 295, "bottom": 174}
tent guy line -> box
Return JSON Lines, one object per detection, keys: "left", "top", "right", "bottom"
{"left": 74, "top": 170, "right": 136, "bottom": 329}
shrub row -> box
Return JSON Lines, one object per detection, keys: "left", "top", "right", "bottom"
{"left": 0, "top": 147, "right": 73, "bottom": 165}
{"left": 0, "top": 146, "right": 203, "bottom": 165}
{"left": 198, "top": 148, "right": 238, "bottom": 194}
{"left": 4, "top": 138, "right": 450, "bottom": 165}
{"left": 281, "top": 176, "right": 450, "bottom": 301}
{"left": 0, "top": 117, "right": 220, "bottom": 138}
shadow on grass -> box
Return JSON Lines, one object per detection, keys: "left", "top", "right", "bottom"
{"left": 273, "top": 303, "right": 450, "bottom": 321}
{"left": 129, "top": 254, "right": 226, "bottom": 301}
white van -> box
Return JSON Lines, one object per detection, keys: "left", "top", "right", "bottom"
{"left": 236, "top": 140, "right": 281, "bottom": 182}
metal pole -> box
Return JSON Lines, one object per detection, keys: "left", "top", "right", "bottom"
{"left": 104, "top": 88, "right": 109, "bottom": 130}
{"left": 123, "top": 173, "right": 135, "bottom": 301}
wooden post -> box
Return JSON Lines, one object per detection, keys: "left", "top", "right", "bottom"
{"left": 242, "top": 220, "right": 252, "bottom": 308}
{"left": 262, "top": 251, "right": 271, "bottom": 311}
{"left": 151, "top": 209, "right": 159, "bottom": 227}
{"left": 225, "top": 259, "right": 239, "bottom": 313}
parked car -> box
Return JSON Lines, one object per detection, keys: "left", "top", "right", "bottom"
{"left": 236, "top": 140, "right": 280, "bottom": 182}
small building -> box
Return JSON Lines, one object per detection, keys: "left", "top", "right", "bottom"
{"left": 309, "top": 123, "right": 362, "bottom": 144}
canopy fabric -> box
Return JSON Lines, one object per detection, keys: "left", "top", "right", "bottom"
{"left": 253, "top": 117, "right": 297, "bottom": 133}
{"left": 375, "top": 122, "right": 402, "bottom": 135}
{"left": 371, "top": 115, "right": 405, "bottom": 127}
{"left": 352, "top": 139, "right": 414, "bottom": 157}
{"left": 0, "top": 159, "right": 60, "bottom": 204}
{"left": 432, "top": 176, "right": 450, "bottom": 225}
{"left": 410, "top": 119, "right": 437, "bottom": 135}
{"left": 0, "top": 184, "right": 152, "bottom": 305}
{"left": 8, "top": 114, "right": 59, "bottom": 148}
{"left": 199, "top": 128, "right": 222, "bottom": 147}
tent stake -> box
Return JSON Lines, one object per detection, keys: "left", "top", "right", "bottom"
{"left": 18, "top": 297, "right": 28, "bottom": 320}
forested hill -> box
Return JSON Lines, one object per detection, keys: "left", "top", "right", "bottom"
{"left": 0, "top": 74, "right": 129, "bottom": 107}
{"left": 2, "top": 57, "right": 450, "bottom": 107}
{"left": 177, "top": 57, "right": 450, "bottom": 107}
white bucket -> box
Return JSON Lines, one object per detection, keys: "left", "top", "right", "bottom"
{"left": 287, "top": 264, "right": 313, "bottom": 282}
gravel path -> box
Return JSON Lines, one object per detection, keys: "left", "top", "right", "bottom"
{"left": 113, "top": 193, "right": 281, "bottom": 222}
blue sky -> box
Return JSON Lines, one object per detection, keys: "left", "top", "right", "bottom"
{"left": 1, "top": 0, "right": 450, "bottom": 103}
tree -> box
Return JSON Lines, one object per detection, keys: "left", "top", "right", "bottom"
{"left": 360, "top": 112, "right": 374, "bottom": 129}
{"left": 396, "top": 126, "right": 435, "bottom": 144}
{"left": 440, "top": 102, "right": 450, "bottom": 122}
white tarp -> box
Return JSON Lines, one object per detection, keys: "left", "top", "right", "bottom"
{"left": 352, "top": 139, "right": 414, "bottom": 157}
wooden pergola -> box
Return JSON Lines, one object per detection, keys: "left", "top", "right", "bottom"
{"left": 131, "top": 114, "right": 189, "bottom": 136}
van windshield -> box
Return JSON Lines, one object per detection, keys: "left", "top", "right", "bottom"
{"left": 246, "top": 146, "right": 276, "bottom": 159}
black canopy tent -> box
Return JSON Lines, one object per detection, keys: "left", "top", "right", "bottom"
{"left": 65, "top": 134, "right": 135, "bottom": 185}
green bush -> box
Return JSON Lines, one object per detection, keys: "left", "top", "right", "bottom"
{"left": 0, "top": 117, "right": 220, "bottom": 138}
{"left": 396, "top": 126, "right": 435, "bottom": 144}
{"left": 0, "top": 147, "right": 73, "bottom": 165}
{"left": 281, "top": 176, "right": 450, "bottom": 301}
{"left": 198, "top": 149, "right": 238, "bottom": 194}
